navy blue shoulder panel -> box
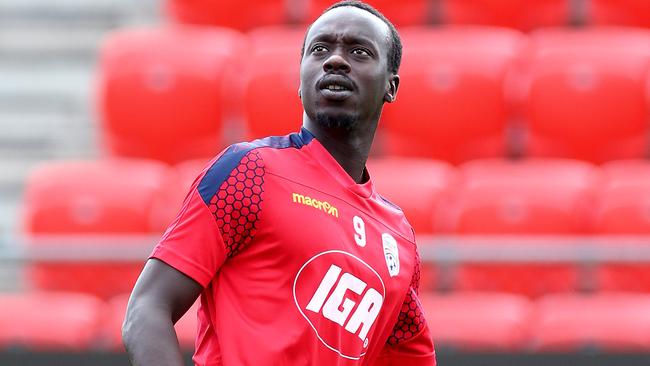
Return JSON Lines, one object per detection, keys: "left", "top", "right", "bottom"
{"left": 197, "top": 128, "right": 314, "bottom": 204}
{"left": 378, "top": 194, "right": 404, "bottom": 213}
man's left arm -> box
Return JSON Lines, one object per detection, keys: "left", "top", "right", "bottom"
{"left": 375, "top": 252, "right": 436, "bottom": 366}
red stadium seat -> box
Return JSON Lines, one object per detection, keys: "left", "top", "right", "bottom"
{"left": 106, "top": 294, "right": 198, "bottom": 351}
{"left": 596, "top": 160, "right": 650, "bottom": 234}
{"left": 165, "top": 0, "right": 287, "bottom": 31}
{"left": 590, "top": 0, "right": 650, "bottom": 27}
{"left": 442, "top": 0, "right": 570, "bottom": 30}
{"left": 0, "top": 292, "right": 104, "bottom": 350}
{"left": 522, "top": 29, "right": 650, "bottom": 163}
{"left": 149, "top": 158, "right": 211, "bottom": 233}
{"left": 593, "top": 161, "right": 650, "bottom": 291}
{"left": 531, "top": 293, "right": 650, "bottom": 351}
{"left": 367, "top": 158, "right": 456, "bottom": 234}
{"left": 307, "top": 0, "right": 430, "bottom": 27}
{"left": 448, "top": 159, "right": 599, "bottom": 297}
{"left": 381, "top": 27, "right": 527, "bottom": 163}
{"left": 420, "top": 292, "right": 533, "bottom": 350}
{"left": 242, "top": 27, "right": 305, "bottom": 139}
{"left": 452, "top": 159, "right": 598, "bottom": 234}
{"left": 98, "top": 26, "right": 246, "bottom": 164}
{"left": 22, "top": 159, "right": 169, "bottom": 299}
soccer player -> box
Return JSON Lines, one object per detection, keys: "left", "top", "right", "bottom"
{"left": 122, "top": 1, "right": 436, "bottom": 365}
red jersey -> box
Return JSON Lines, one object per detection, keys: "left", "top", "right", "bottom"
{"left": 151, "top": 128, "right": 436, "bottom": 366}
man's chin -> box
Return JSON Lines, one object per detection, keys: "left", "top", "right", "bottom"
{"left": 315, "top": 111, "right": 358, "bottom": 131}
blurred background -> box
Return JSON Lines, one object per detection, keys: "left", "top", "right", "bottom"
{"left": 1, "top": 0, "right": 650, "bottom": 365}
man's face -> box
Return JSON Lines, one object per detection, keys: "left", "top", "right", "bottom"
{"left": 300, "top": 6, "right": 395, "bottom": 130}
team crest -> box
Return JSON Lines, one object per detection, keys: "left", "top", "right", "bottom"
{"left": 382, "top": 233, "right": 399, "bottom": 277}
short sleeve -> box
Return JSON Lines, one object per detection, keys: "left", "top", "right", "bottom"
{"left": 375, "top": 251, "right": 436, "bottom": 366}
{"left": 150, "top": 149, "right": 266, "bottom": 287}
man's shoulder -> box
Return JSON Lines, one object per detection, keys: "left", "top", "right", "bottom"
{"left": 196, "top": 130, "right": 313, "bottom": 203}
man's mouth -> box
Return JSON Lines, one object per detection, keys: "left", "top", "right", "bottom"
{"left": 318, "top": 76, "right": 354, "bottom": 100}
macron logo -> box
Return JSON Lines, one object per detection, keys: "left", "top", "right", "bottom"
{"left": 292, "top": 193, "right": 339, "bottom": 218}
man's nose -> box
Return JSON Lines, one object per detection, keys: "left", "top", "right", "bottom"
{"left": 323, "top": 53, "right": 351, "bottom": 73}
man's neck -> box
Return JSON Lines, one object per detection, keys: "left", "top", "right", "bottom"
{"left": 303, "top": 119, "right": 377, "bottom": 184}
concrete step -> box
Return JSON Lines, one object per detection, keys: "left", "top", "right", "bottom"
{"left": 0, "top": 26, "right": 106, "bottom": 62}
{"left": 0, "top": 61, "right": 94, "bottom": 112}
{"left": 0, "top": 0, "right": 159, "bottom": 28}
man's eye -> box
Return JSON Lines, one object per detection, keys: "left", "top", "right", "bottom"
{"left": 311, "top": 45, "right": 328, "bottom": 53}
{"left": 352, "top": 48, "right": 370, "bottom": 56}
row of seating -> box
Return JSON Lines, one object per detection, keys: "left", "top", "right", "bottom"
{"left": 20, "top": 157, "right": 650, "bottom": 298}
{"left": 165, "top": 0, "right": 650, "bottom": 30}
{"left": 22, "top": 158, "right": 650, "bottom": 236}
{"left": 0, "top": 292, "right": 196, "bottom": 351}
{"left": 2, "top": 291, "right": 650, "bottom": 352}
{"left": 97, "top": 26, "right": 650, "bottom": 164}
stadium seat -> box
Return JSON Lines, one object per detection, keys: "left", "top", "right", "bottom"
{"left": 165, "top": 0, "right": 288, "bottom": 30}
{"left": 22, "top": 159, "right": 169, "bottom": 299}
{"left": 149, "top": 158, "right": 211, "bottom": 233}
{"left": 0, "top": 292, "right": 104, "bottom": 350}
{"left": 593, "top": 161, "right": 650, "bottom": 291}
{"left": 97, "top": 26, "right": 246, "bottom": 164}
{"left": 242, "top": 27, "right": 305, "bottom": 139}
{"left": 419, "top": 292, "right": 533, "bottom": 350}
{"left": 106, "top": 294, "right": 198, "bottom": 351}
{"left": 522, "top": 29, "right": 650, "bottom": 163}
{"left": 590, "top": 0, "right": 650, "bottom": 27}
{"left": 306, "top": 0, "right": 430, "bottom": 27}
{"left": 448, "top": 159, "right": 599, "bottom": 297}
{"left": 452, "top": 159, "right": 598, "bottom": 234}
{"left": 380, "top": 27, "right": 527, "bottom": 163}
{"left": 596, "top": 160, "right": 650, "bottom": 234}
{"left": 531, "top": 293, "right": 650, "bottom": 351}
{"left": 442, "top": 0, "right": 571, "bottom": 30}
{"left": 367, "top": 158, "right": 456, "bottom": 234}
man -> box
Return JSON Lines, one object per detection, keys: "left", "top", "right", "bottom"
{"left": 122, "top": 1, "right": 436, "bottom": 365}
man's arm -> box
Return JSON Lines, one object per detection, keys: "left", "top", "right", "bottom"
{"left": 122, "top": 258, "right": 203, "bottom": 366}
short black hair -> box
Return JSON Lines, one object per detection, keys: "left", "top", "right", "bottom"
{"left": 300, "top": 0, "right": 402, "bottom": 74}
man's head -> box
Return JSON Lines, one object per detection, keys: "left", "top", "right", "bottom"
{"left": 299, "top": 1, "right": 401, "bottom": 131}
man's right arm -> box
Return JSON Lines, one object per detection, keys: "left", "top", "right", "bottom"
{"left": 122, "top": 258, "right": 203, "bottom": 366}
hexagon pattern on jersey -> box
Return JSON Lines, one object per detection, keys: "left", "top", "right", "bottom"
{"left": 209, "top": 151, "right": 265, "bottom": 258}
{"left": 388, "top": 254, "right": 426, "bottom": 345}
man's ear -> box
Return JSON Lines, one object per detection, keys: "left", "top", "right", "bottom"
{"left": 384, "top": 74, "right": 400, "bottom": 103}
{"left": 298, "top": 89, "right": 302, "bottom": 99}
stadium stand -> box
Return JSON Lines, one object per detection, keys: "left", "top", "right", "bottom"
{"left": 420, "top": 292, "right": 532, "bottom": 351}
{"left": 441, "top": 0, "right": 571, "bottom": 30}
{"left": 243, "top": 27, "right": 305, "bottom": 139}
{"left": 592, "top": 160, "right": 650, "bottom": 292}
{"left": 590, "top": 0, "right": 650, "bottom": 27}
{"left": 148, "top": 157, "right": 212, "bottom": 233}
{"left": 596, "top": 160, "right": 650, "bottom": 234}
{"left": 5, "top": 0, "right": 650, "bottom": 362}
{"left": 165, "top": 0, "right": 289, "bottom": 30}
{"left": 521, "top": 28, "right": 650, "bottom": 163}
{"left": 380, "top": 26, "right": 527, "bottom": 163}
{"left": 367, "top": 158, "right": 456, "bottom": 234}
{"left": 21, "top": 159, "right": 169, "bottom": 299}
{"left": 446, "top": 159, "right": 599, "bottom": 297}
{"left": 451, "top": 159, "right": 598, "bottom": 234}
{"left": 97, "top": 26, "right": 247, "bottom": 164}
{"left": 307, "top": 0, "right": 431, "bottom": 27}
{"left": 531, "top": 293, "right": 650, "bottom": 351}
{"left": 0, "top": 292, "right": 105, "bottom": 350}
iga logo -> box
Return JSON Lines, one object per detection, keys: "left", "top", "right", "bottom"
{"left": 293, "top": 250, "right": 385, "bottom": 360}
